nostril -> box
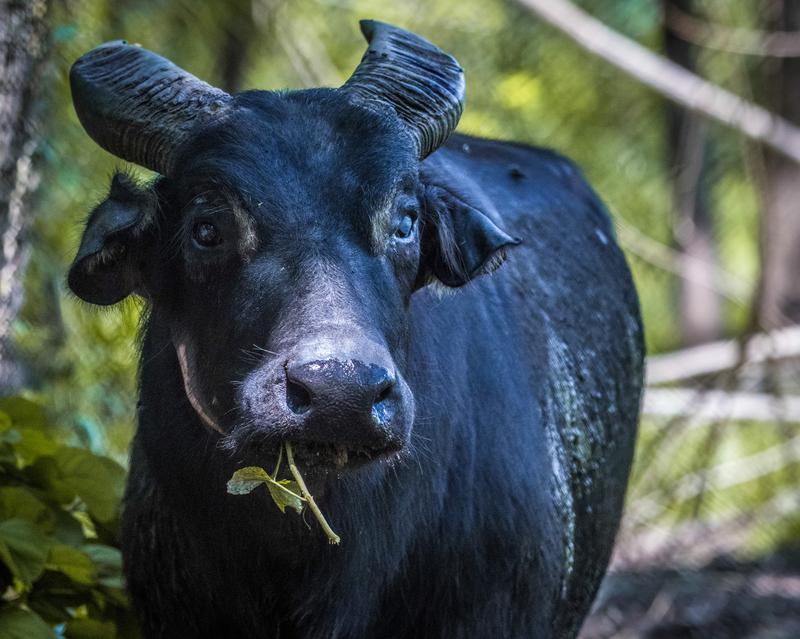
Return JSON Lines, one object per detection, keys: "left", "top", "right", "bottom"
{"left": 286, "top": 379, "right": 312, "bottom": 415}
{"left": 371, "top": 377, "right": 396, "bottom": 426}
{"left": 374, "top": 382, "right": 394, "bottom": 406}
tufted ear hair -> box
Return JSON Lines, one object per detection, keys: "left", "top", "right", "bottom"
{"left": 419, "top": 182, "right": 521, "bottom": 288}
{"left": 68, "top": 172, "right": 157, "bottom": 305}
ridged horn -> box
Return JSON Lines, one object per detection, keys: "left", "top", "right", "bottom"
{"left": 342, "top": 20, "right": 465, "bottom": 159}
{"left": 70, "top": 40, "right": 232, "bottom": 176}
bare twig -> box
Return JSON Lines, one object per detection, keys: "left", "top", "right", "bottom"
{"left": 665, "top": 3, "right": 800, "bottom": 58}
{"left": 627, "top": 434, "right": 800, "bottom": 527}
{"left": 615, "top": 486, "right": 800, "bottom": 568}
{"left": 514, "top": 0, "right": 800, "bottom": 164}
{"left": 675, "top": 433, "right": 800, "bottom": 497}
{"left": 615, "top": 219, "right": 751, "bottom": 304}
{"left": 646, "top": 325, "right": 800, "bottom": 384}
{"left": 643, "top": 388, "right": 800, "bottom": 422}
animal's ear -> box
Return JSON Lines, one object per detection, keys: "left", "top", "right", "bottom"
{"left": 68, "top": 173, "right": 157, "bottom": 305}
{"left": 419, "top": 184, "right": 521, "bottom": 288}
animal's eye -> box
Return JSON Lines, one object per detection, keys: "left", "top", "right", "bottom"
{"left": 394, "top": 212, "right": 417, "bottom": 240}
{"left": 192, "top": 221, "right": 223, "bottom": 248}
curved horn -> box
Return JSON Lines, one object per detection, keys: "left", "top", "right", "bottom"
{"left": 70, "top": 41, "right": 232, "bottom": 176}
{"left": 342, "top": 21, "right": 465, "bottom": 159}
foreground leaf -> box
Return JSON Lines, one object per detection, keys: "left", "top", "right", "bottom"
{"left": 0, "top": 397, "right": 47, "bottom": 430}
{"left": 64, "top": 618, "right": 117, "bottom": 639}
{"left": 0, "top": 411, "right": 11, "bottom": 432}
{"left": 13, "top": 428, "right": 60, "bottom": 466}
{"left": 31, "top": 448, "right": 125, "bottom": 523}
{"left": 81, "top": 544, "right": 124, "bottom": 590}
{"left": 0, "top": 607, "right": 55, "bottom": 639}
{"left": 0, "top": 518, "right": 52, "bottom": 586}
{"left": 46, "top": 545, "right": 96, "bottom": 586}
{"left": 0, "top": 487, "right": 54, "bottom": 533}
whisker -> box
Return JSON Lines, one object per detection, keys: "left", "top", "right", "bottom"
{"left": 252, "top": 344, "right": 278, "bottom": 356}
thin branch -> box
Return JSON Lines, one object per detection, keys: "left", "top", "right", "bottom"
{"left": 616, "top": 487, "right": 799, "bottom": 568}
{"left": 627, "top": 432, "right": 800, "bottom": 529}
{"left": 646, "top": 325, "right": 800, "bottom": 385}
{"left": 615, "top": 218, "right": 751, "bottom": 304}
{"left": 643, "top": 388, "right": 800, "bottom": 422}
{"left": 665, "top": 3, "right": 800, "bottom": 58}
{"left": 514, "top": 0, "right": 800, "bottom": 164}
{"left": 675, "top": 433, "right": 800, "bottom": 496}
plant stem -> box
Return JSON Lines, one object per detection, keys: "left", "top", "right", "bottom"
{"left": 271, "top": 445, "right": 283, "bottom": 480}
{"left": 285, "top": 442, "right": 341, "bottom": 545}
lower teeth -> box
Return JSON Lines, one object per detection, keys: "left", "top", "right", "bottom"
{"left": 334, "top": 446, "right": 349, "bottom": 467}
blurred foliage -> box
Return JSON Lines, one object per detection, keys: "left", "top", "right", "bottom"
{"left": 626, "top": 411, "right": 800, "bottom": 559}
{"left": 17, "top": 0, "right": 768, "bottom": 459}
{"left": 0, "top": 396, "right": 136, "bottom": 638}
{"left": 15, "top": 0, "right": 768, "bottom": 456}
{"left": 5, "top": 0, "right": 799, "bottom": 635}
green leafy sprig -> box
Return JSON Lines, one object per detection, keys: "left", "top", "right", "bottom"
{"left": 226, "top": 442, "right": 341, "bottom": 545}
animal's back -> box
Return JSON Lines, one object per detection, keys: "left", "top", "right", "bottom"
{"left": 409, "top": 132, "right": 644, "bottom": 637}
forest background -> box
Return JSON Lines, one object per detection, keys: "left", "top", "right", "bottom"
{"left": 1, "top": 1, "right": 799, "bottom": 637}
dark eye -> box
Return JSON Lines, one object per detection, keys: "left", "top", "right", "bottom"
{"left": 192, "top": 221, "right": 222, "bottom": 248}
{"left": 394, "top": 212, "right": 417, "bottom": 239}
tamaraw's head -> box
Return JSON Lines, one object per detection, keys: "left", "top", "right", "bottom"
{"left": 68, "top": 21, "right": 518, "bottom": 468}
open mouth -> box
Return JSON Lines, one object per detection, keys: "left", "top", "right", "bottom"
{"left": 223, "top": 422, "right": 407, "bottom": 471}
{"left": 290, "top": 441, "right": 403, "bottom": 469}
{"left": 241, "top": 440, "right": 404, "bottom": 471}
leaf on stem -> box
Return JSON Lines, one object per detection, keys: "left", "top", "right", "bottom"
{"left": 226, "top": 466, "right": 304, "bottom": 514}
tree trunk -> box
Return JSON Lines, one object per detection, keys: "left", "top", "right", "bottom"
{"left": 759, "top": 0, "right": 800, "bottom": 328}
{"left": 664, "top": 0, "right": 722, "bottom": 345}
{"left": 0, "top": 0, "right": 49, "bottom": 393}
{"left": 217, "top": 0, "right": 259, "bottom": 93}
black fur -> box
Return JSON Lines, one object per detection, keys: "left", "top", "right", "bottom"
{"left": 70, "top": 88, "right": 643, "bottom": 638}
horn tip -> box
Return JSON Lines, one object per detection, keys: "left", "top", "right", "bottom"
{"left": 359, "top": 19, "right": 377, "bottom": 40}
{"left": 72, "top": 40, "right": 133, "bottom": 65}
{"left": 359, "top": 19, "right": 404, "bottom": 41}
{"left": 358, "top": 19, "right": 418, "bottom": 46}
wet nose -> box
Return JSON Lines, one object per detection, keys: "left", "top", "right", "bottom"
{"left": 285, "top": 358, "right": 396, "bottom": 425}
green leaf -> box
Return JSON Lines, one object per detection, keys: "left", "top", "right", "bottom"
{"left": 69, "top": 511, "right": 97, "bottom": 541}
{"left": 13, "top": 428, "right": 60, "bottom": 466}
{"left": 64, "top": 618, "right": 117, "bottom": 639}
{"left": 0, "top": 541, "right": 20, "bottom": 583}
{"left": 0, "top": 397, "right": 47, "bottom": 430}
{"left": 82, "top": 544, "right": 124, "bottom": 590}
{"left": 0, "top": 607, "right": 55, "bottom": 639}
{"left": 226, "top": 466, "right": 271, "bottom": 495}
{"left": 267, "top": 480, "right": 304, "bottom": 514}
{"left": 0, "top": 411, "right": 11, "bottom": 433}
{"left": 46, "top": 545, "right": 96, "bottom": 585}
{"left": 56, "top": 448, "right": 125, "bottom": 523}
{"left": 0, "top": 488, "right": 55, "bottom": 533}
{"left": 26, "top": 580, "right": 79, "bottom": 624}
{"left": 227, "top": 466, "right": 304, "bottom": 514}
{"left": 0, "top": 442, "right": 17, "bottom": 467}
{"left": 52, "top": 510, "right": 86, "bottom": 547}
{"left": 0, "top": 519, "right": 52, "bottom": 586}
{"left": 32, "top": 448, "right": 125, "bottom": 523}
